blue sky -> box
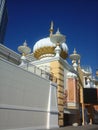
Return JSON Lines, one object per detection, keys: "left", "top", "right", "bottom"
{"left": 5, "top": 0, "right": 98, "bottom": 75}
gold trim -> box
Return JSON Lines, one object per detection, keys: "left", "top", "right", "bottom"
{"left": 34, "top": 46, "right": 55, "bottom": 59}
{"left": 34, "top": 46, "right": 68, "bottom": 59}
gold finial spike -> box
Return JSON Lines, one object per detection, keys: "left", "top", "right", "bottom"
{"left": 50, "top": 21, "right": 54, "bottom": 36}
{"left": 51, "top": 21, "right": 53, "bottom": 30}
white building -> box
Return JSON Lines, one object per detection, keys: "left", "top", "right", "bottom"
{"left": 0, "top": 22, "right": 98, "bottom": 129}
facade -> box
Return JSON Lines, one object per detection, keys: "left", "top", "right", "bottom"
{"left": 0, "top": 0, "right": 8, "bottom": 44}
{"left": 0, "top": 22, "right": 98, "bottom": 129}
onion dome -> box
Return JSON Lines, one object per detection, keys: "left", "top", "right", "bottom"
{"left": 33, "top": 37, "right": 68, "bottom": 59}
{"left": 33, "top": 37, "right": 55, "bottom": 59}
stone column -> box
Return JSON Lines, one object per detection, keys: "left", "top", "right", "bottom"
{"left": 50, "top": 61, "right": 64, "bottom": 127}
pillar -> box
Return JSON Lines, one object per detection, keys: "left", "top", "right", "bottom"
{"left": 50, "top": 61, "right": 64, "bottom": 127}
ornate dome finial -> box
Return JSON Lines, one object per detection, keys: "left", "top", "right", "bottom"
{"left": 70, "top": 48, "right": 81, "bottom": 71}
{"left": 23, "top": 40, "right": 27, "bottom": 46}
{"left": 49, "top": 21, "right": 54, "bottom": 36}
{"left": 70, "top": 48, "right": 80, "bottom": 61}
{"left": 50, "top": 28, "right": 65, "bottom": 44}
{"left": 56, "top": 28, "right": 60, "bottom": 34}
{"left": 18, "top": 40, "right": 31, "bottom": 56}
{"left": 18, "top": 40, "right": 31, "bottom": 66}
{"left": 73, "top": 48, "right": 76, "bottom": 54}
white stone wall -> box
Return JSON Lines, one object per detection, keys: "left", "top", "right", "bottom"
{"left": 0, "top": 58, "right": 58, "bottom": 129}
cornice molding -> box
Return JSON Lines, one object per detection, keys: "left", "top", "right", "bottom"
{"left": 32, "top": 56, "right": 78, "bottom": 75}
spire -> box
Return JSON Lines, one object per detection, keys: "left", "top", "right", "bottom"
{"left": 73, "top": 48, "right": 76, "bottom": 54}
{"left": 51, "top": 21, "right": 53, "bottom": 30}
{"left": 56, "top": 28, "right": 60, "bottom": 34}
{"left": 49, "top": 21, "right": 54, "bottom": 36}
{"left": 23, "top": 40, "right": 27, "bottom": 46}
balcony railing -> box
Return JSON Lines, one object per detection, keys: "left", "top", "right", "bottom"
{"left": 20, "top": 63, "right": 57, "bottom": 83}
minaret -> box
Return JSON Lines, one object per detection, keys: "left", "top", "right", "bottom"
{"left": 50, "top": 28, "right": 65, "bottom": 57}
{"left": 70, "top": 48, "right": 80, "bottom": 71}
{"left": 18, "top": 40, "right": 31, "bottom": 66}
{"left": 49, "top": 21, "right": 54, "bottom": 36}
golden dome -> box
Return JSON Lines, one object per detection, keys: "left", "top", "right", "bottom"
{"left": 33, "top": 37, "right": 68, "bottom": 59}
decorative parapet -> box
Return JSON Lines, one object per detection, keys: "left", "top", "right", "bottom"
{"left": 19, "top": 62, "right": 57, "bottom": 83}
